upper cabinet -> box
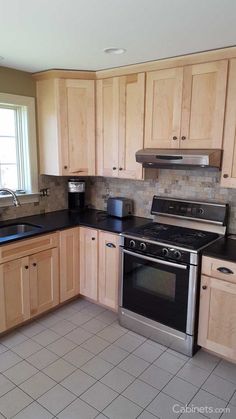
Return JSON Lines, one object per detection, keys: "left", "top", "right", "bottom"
{"left": 36, "top": 76, "right": 95, "bottom": 176}
{"left": 221, "top": 59, "right": 236, "bottom": 188}
{"left": 96, "top": 73, "right": 145, "bottom": 179}
{"left": 145, "top": 60, "right": 228, "bottom": 150}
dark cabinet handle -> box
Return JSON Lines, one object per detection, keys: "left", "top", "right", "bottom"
{"left": 92, "top": 237, "right": 96, "bottom": 241}
{"left": 223, "top": 174, "right": 229, "bottom": 179}
{"left": 112, "top": 167, "right": 117, "bottom": 170}
{"left": 119, "top": 168, "right": 123, "bottom": 171}
{"left": 172, "top": 136, "right": 178, "bottom": 141}
{"left": 181, "top": 136, "right": 186, "bottom": 141}
{"left": 33, "top": 263, "right": 37, "bottom": 267}
{"left": 202, "top": 285, "right": 207, "bottom": 290}
{"left": 106, "top": 243, "right": 116, "bottom": 248}
{"left": 24, "top": 265, "right": 29, "bottom": 270}
{"left": 217, "top": 267, "right": 234, "bottom": 275}
{"left": 64, "top": 165, "right": 68, "bottom": 170}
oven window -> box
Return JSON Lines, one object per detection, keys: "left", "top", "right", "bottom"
{"left": 134, "top": 265, "right": 176, "bottom": 301}
{"left": 122, "top": 252, "right": 189, "bottom": 333}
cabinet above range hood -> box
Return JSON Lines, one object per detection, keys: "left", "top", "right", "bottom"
{"left": 136, "top": 149, "right": 222, "bottom": 170}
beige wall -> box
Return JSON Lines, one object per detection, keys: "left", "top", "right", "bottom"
{"left": 0, "top": 66, "right": 35, "bottom": 97}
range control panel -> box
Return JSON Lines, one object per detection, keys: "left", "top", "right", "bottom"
{"left": 151, "top": 196, "right": 228, "bottom": 224}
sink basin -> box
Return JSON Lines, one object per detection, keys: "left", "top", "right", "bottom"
{"left": 0, "top": 223, "right": 42, "bottom": 238}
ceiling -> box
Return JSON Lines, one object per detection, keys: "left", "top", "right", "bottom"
{"left": 0, "top": 0, "right": 236, "bottom": 73}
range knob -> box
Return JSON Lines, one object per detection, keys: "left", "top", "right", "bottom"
{"left": 162, "top": 248, "right": 169, "bottom": 257}
{"left": 140, "top": 242, "right": 147, "bottom": 251}
{"left": 173, "top": 250, "right": 182, "bottom": 260}
{"left": 129, "top": 240, "right": 136, "bottom": 248}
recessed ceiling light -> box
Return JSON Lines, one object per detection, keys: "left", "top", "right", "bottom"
{"left": 104, "top": 47, "right": 126, "bottom": 55}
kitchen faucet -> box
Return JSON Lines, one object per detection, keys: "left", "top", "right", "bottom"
{"left": 0, "top": 188, "right": 21, "bottom": 207}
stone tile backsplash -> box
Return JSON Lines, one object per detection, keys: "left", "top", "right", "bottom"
{"left": 86, "top": 170, "right": 236, "bottom": 233}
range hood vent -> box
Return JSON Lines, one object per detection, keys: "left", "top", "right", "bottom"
{"left": 136, "top": 149, "right": 222, "bottom": 170}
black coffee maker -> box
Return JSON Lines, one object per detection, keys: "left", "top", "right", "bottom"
{"left": 68, "top": 179, "right": 85, "bottom": 212}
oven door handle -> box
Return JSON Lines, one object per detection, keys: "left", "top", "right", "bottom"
{"left": 122, "top": 249, "right": 188, "bottom": 270}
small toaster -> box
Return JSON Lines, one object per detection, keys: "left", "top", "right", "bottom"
{"left": 107, "top": 197, "right": 133, "bottom": 218}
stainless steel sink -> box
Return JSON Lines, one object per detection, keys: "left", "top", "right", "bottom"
{"left": 0, "top": 223, "right": 42, "bottom": 238}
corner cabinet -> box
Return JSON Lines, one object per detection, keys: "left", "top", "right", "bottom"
{"left": 96, "top": 73, "right": 145, "bottom": 179}
{"left": 79, "top": 227, "right": 98, "bottom": 300}
{"left": 145, "top": 60, "right": 228, "bottom": 149}
{"left": 198, "top": 256, "right": 236, "bottom": 362}
{"left": 36, "top": 77, "right": 95, "bottom": 176}
{"left": 59, "top": 228, "right": 80, "bottom": 302}
{"left": 221, "top": 59, "right": 236, "bottom": 187}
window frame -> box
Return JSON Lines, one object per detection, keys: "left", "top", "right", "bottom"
{"left": 0, "top": 93, "right": 39, "bottom": 206}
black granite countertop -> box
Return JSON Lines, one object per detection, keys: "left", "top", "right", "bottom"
{"left": 0, "top": 209, "right": 150, "bottom": 245}
{"left": 202, "top": 236, "right": 236, "bottom": 263}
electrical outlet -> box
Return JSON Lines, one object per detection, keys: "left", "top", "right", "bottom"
{"left": 40, "top": 188, "right": 50, "bottom": 197}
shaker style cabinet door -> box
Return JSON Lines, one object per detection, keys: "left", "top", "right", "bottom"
{"left": 144, "top": 67, "right": 183, "bottom": 149}
{"left": 98, "top": 231, "right": 120, "bottom": 311}
{"left": 59, "top": 228, "right": 80, "bottom": 303}
{"left": 79, "top": 227, "right": 98, "bottom": 301}
{"left": 180, "top": 60, "right": 228, "bottom": 149}
{"left": 221, "top": 59, "right": 236, "bottom": 187}
{"left": 0, "top": 257, "right": 30, "bottom": 332}
{"left": 58, "top": 79, "right": 95, "bottom": 176}
{"left": 29, "top": 248, "right": 59, "bottom": 317}
{"left": 198, "top": 275, "right": 236, "bottom": 361}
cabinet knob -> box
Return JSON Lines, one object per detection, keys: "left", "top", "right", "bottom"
{"left": 64, "top": 165, "right": 68, "bottom": 170}
{"left": 112, "top": 167, "right": 117, "bottom": 170}
{"left": 92, "top": 237, "right": 96, "bottom": 240}
{"left": 172, "top": 136, "right": 178, "bottom": 141}
{"left": 223, "top": 174, "right": 229, "bottom": 178}
{"left": 181, "top": 136, "right": 186, "bottom": 141}
{"left": 202, "top": 285, "right": 207, "bottom": 290}
{"left": 106, "top": 242, "right": 116, "bottom": 248}
{"left": 33, "top": 263, "right": 37, "bottom": 267}
{"left": 119, "top": 167, "right": 123, "bottom": 171}
{"left": 24, "top": 265, "right": 29, "bottom": 270}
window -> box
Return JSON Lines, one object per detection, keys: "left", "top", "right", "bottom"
{"left": 0, "top": 93, "right": 38, "bottom": 199}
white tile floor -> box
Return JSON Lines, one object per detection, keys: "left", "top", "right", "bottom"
{"left": 0, "top": 299, "right": 235, "bottom": 418}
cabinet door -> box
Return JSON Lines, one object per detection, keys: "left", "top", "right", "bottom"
{"left": 198, "top": 275, "right": 236, "bottom": 361}
{"left": 0, "top": 258, "right": 30, "bottom": 332}
{"left": 181, "top": 61, "right": 228, "bottom": 149}
{"left": 60, "top": 228, "right": 80, "bottom": 302}
{"left": 145, "top": 68, "right": 183, "bottom": 148}
{"left": 79, "top": 227, "right": 98, "bottom": 300}
{"left": 221, "top": 59, "right": 236, "bottom": 187}
{"left": 118, "top": 73, "right": 145, "bottom": 180}
{"left": 58, "top": 79, "right": 95, "bottom": 176}
{"left": 98, "top": 232, "right": 120, "bottom": 311}
{"left": 96, "top": 78, "right": 119, "bottom": 177}
{"left": 30, "top": 248, "right": 59, "bottom": 317}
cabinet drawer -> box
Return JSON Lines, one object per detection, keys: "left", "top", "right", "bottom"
{"left": 0, "top": 233, "right": 59, "bottom": 263}
{"left": 202, "top": 256, "right": 236, "bottom": 284}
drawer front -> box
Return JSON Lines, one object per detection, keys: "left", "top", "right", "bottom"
{"left": 202, "top": 256, "right": 236, "bottom": 284}
{"left": 0, "top": 233, "right": 59, "bottom": 263}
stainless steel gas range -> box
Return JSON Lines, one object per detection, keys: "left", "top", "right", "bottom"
{"left": 119, "top": 196, "right": 228, "bottom": 356}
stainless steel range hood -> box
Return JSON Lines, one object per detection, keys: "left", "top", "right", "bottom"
{"left": 136, "top": 149, "right": 222, "bottom": 170}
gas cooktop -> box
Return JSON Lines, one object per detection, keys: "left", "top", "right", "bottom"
{"left": 124, "top": 222, "right": 219, "bottom": 250}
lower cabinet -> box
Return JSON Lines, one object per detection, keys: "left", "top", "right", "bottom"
{"left": 30, "top": 248, "right": 59, "bottom": 317}
{"left": 98, "top": 231, "right": 120, "bottom": 310}
{"left": 59, "top": 228, "right": 80, "bottom": 302}
{"left": 79, "top": 227, "right": 98, "bottom": 300}
{"left": 198, "top": 257, "right": 236, "bottom": 362}
{"left": 0, "top": 257, "right": 30, "bottom": 332}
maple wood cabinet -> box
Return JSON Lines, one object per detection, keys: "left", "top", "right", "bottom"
{"left": 36, "top": 77, "right": 95, "bottom": 176}
{"left": 96, "top": 73, "right": 145, "bottom": 179}
{"left": 59, "top": 228, "right": 80, "bottom": 302}
{"left": 145, "top": 60, "right": 228, "bottom": 150}
{"left": 0, "top": 233, "right": 59, "bottom": 333}
{"left": 79, "top": 227, "right": 98, "bottom": 300}
{"left": 198, "top": 256, "right": 236, "bottom": 362}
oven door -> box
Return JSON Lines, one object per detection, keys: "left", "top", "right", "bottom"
{"left": 121, "top": 248, "right": 191, "bottom": 334}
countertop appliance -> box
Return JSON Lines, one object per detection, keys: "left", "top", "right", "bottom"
{"left": 107, "top": 197, "right": 133, "bottom": 218}
{"left": 119, "top": 196, "right": 228, "bottom": 356}
{"left": 68, "top": 179, "right": 85, "bottom": 212}
{"left": 135, "top": 149, "right": 222, "bottom": 170}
